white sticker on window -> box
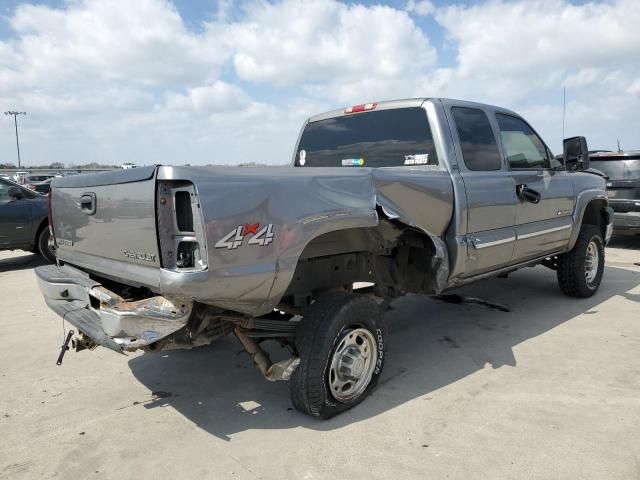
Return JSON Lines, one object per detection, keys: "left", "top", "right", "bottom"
{"left": 299, "top": 149, "right": 306, "bottom": 166}
{"left": 404, "top": 153, "right": 429, "bottom": 165}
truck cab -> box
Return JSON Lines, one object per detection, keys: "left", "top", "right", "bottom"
{"left": 292, "top": 98, "right": 610, "bottom": 283}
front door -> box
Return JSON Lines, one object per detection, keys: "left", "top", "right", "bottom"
{"left": 0, "top": 179, "right": 33, "bottom": 248}
{"left": 494, "top": 113, "right": 575, "bottom": 261}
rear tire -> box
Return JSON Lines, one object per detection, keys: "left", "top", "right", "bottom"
{"left": 557, "top": 225, "right": 604, "bottom": 298}
{"left": 289, "top": 292, "right": 387, "bottom": 419}
{"left": 37, "top": 227, "right": 57, "bottom": 263}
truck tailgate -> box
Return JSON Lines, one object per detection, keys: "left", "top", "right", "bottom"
{"left": 50, "top": 166, "right": 161, "bottom": 288}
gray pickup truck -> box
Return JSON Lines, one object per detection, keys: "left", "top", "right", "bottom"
{"left": 36, "top": 98, "right": 613, "bottom": 418}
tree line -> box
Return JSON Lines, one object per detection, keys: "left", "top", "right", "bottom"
{"left": 0, "top": 161, "right": 118, "bottom": 170}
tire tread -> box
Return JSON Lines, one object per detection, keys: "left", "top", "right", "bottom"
{"left": 557, "top": 225, "right": 604, "bottom": 298}
{"left": 289, "top": 292, "right": 386, "bottom": 419}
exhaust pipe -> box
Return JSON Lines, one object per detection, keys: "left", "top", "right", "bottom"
{"left": 234, "top": 327, "right": 299, "bottom": 381}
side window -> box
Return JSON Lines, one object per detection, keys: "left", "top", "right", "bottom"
{"left": 496, "top": 114, "right": 550, "bottom": 169}
{"left": 451, "top": 107, "right": 502, "bottom": 171}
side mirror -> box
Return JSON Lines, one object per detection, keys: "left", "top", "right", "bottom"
{"left": 8, "top": 186, "right": 23, "bottom": 200}
{"left": 563, "top": 136, "right": 590, "bottom": 171}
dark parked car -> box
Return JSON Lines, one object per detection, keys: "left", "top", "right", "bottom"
{"left": 590, "top": 151, "right": 640, "bottom": 234}
{"left": 0, "top": 178, "right": 56, "bottom": 262}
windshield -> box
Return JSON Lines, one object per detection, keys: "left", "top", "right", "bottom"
{"left": 27, "top": 175, "right": 54, "bottom": 182}
{"left": 590, "top": 155, "right": 640, "bottom": 180}
{"left": 295, "top": 107, "right": 438, "bottom": 168}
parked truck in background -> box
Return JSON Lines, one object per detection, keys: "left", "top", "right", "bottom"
{"left": 36, "top": 98, "right": 613, "bottom": 418}
{"left": 589, "top": 150, "right": 640, "bottom": 234}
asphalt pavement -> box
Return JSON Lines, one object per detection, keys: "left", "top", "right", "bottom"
{"left": 1, "top": 236, "right": 639, "bottom": 479}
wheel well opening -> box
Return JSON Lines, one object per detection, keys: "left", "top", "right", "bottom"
{"left": 282, "top": 223, "right": 441, "bottom": 308}
{"left": 581, "top": 199, "right": 607, "bottom": 238}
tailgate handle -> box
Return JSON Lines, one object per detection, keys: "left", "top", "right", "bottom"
{"left": 80, "top": 193, "right": 97, "bottom": 215}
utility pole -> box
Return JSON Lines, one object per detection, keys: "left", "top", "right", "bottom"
{"left": 4, "top": 111, "right": 26, "bottom": 168}
{"left": 562, "top": 86, "right": 566, "bottom": 140}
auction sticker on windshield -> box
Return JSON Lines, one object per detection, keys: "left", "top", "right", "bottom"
{"left": 341, "top": 158, "right": 365, "bottom": 167}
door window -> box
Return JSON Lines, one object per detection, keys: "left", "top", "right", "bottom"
{"left": 496, "top": 114, "right": 550, "bottom": 169}
{"left": 451, "top": 107, "right": 502, "bottom": 171}
{"left": 0, "top": 179, "right": 34, "bottom": 203}
{"left": 0, "top": 179, "right": 10, "bottom": 203}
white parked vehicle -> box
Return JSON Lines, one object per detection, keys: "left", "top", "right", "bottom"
{"left": 13, "top": 171, "right": 29, "bottom": 183}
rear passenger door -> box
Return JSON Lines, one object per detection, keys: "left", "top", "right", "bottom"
{"left": 448, "top": 106, "right": 517, "bottom": 276}
{"left": 494, "top": 113, "right": 575, "bottom": 261}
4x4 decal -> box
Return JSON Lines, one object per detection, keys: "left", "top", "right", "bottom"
{"left": 215, "top": 223, "right": 274, "bottom": 250}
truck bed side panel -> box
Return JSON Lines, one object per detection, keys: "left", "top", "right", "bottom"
{"left": 158, "top": 166, "right": 454, "bottom": 316}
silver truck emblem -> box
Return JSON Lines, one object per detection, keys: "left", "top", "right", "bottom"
{"left": 215, "top": 223, "right": 274, "bottom": 250}
{"left": 123, "top": 250, "right": 156, "bottom": 262}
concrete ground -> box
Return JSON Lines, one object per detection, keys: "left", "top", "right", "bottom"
{"left": 1, "top": 237, "right": 639, "bottom": 480}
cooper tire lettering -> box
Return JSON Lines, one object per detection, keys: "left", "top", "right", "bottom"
{"left": 375, "top": 328, "right": 384, "bottom": 374}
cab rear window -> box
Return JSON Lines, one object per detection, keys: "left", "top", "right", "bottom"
{"left": 295, "top": 108, "right": 438, "bottom": 168}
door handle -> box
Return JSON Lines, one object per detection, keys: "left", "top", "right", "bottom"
{"left": 80, "top": 192, "right": 97, "bottom": 215}
{"left": 516, "top": 184, "right": 541, "bottom": 204}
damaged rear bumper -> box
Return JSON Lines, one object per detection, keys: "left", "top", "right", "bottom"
{"left": 35, "top": 264, "right": 192, "bottom": 353}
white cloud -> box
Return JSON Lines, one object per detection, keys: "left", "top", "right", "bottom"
{"left": 563, "top": 68, "right": 602, "bottom": 89}
{"left": 628, "top": 79, "right": 640, "bottom": 95}
{"left": 4, "top": 0, "right": 224, "bottom": 92}
{"left": 436, "top": 0, "right": 640, "bottom": 79}
{"left": 217, "top": 0, "right": 436, "bottom": 87}
{"left": 166, "top": 81, "right": 253, "bottom": 113}
{"left": 216, "top": 0, "right": 235, "bottom": 22}
{"left": 405, "top": 0, "right": 435, "bottom": 16}
{"left": 422, "top": 0, "right": 640, "bottom": 151}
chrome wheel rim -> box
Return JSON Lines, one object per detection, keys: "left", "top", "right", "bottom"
{"left": 585, "top": 240, "right": 599, "bottom": 284}
{"left": 47, "top": 236, "right": 57, "bottom": 259}
{"left": 328, "top": 328, "right": 377, "bottom": 402}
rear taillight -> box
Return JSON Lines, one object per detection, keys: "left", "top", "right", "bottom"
{"left": 156, "top": 181, "right": 207, "bottom": 271}
{"left": 345, "top": 103, "right": 377, "bottom": 114}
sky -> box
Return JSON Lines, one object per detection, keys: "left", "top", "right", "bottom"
{"left": 0, "top": 0, "right": 639, "bottom": 167}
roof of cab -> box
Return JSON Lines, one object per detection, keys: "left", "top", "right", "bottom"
{"left": 590, "top": 150, "right": 640, "bottom": 158}
{"left": 307, "top": 97, "right": 521, "bottom": 123}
